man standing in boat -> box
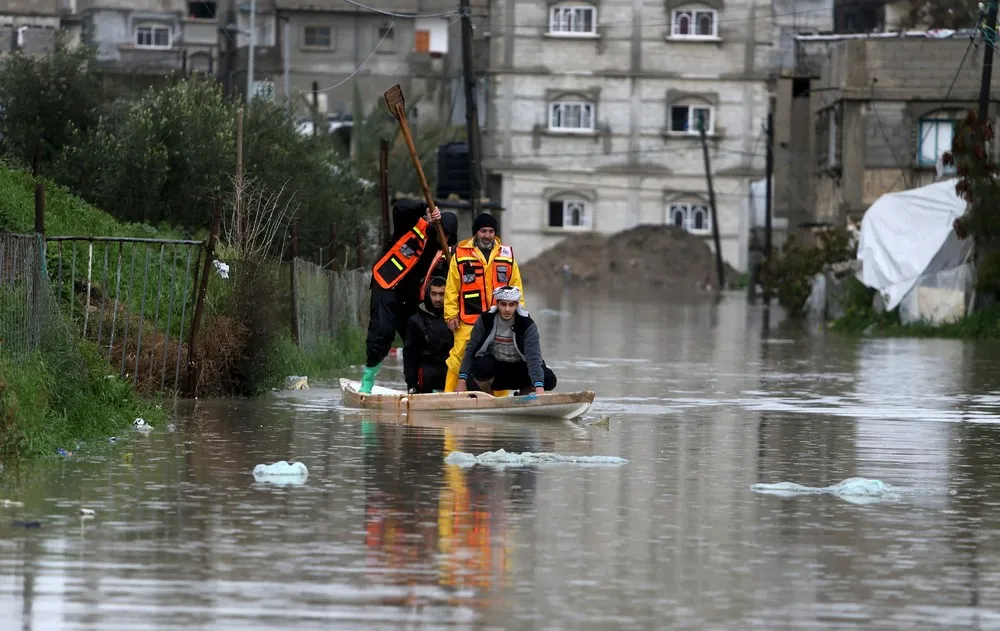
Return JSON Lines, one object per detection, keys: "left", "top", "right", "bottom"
{"left": 443, "top": 212, "right": 525, "bottom": 392}
{"left": 403, "top": 276, "right": 453, "bottom": 394}
{"left": 455, "top": 285, "right": 557, "bottom": 395}
{"left": 360, "top": 200, "right": 459, "bottom": 394}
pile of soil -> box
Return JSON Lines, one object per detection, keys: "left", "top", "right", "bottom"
{"left": 520, "top": 225, "right": 740, "bottom": 292}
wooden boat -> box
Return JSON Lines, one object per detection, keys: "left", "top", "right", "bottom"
{"left": 339, "top": 378, "right": 595, "bottom": 420}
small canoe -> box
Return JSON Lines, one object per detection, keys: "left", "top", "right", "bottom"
{"left": 339, "top": 378, "right": 595, "bottom": 420}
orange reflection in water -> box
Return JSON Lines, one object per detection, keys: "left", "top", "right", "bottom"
{"left": 362, "top": 425, "right": 513, "bottom": 595}
{"left": 437, "top": 430, "right": 513, "bottom": 592}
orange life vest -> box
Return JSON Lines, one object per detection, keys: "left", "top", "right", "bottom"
{"left": 372, "top": 218, "right": 430, "bottom": 290}
{"left": 419, "top": 247, "right": 452, "bottom": 302}
{"left": 456, "top": 243, "right": 515, "bottom": 325}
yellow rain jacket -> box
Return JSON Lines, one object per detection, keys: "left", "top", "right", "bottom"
{"left": 443, "top": 236, "right": 525, "bottom": 392}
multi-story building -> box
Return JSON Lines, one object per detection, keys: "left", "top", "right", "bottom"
{"left": 0, "top": 0, "right": 73, "bottom": 56}
{"left": 218, "top": 0, "right": 489, "bottom": 127}
{"left": 481, "top": 0, "right": 773, "bottom": 270}
{"left": 773, "top": 33, "right": 1000, "bottom": 228}
{"left": 73, "top": 1, "right": 219, "bottom": 76}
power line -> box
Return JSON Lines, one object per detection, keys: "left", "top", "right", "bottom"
{"left": 339, "top": 0, "right": 459, "bottom": 19}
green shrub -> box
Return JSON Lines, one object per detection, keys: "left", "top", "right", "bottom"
{"left": 761, "top": 228, "right": 856, "bottom": 317}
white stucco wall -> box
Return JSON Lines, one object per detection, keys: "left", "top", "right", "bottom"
{"left": 485, "top": 0, "right": 769, "bottom": 273}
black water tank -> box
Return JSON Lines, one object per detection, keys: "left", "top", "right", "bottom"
{"left": 435, "top": 141, "right": 470, "bottom": 201}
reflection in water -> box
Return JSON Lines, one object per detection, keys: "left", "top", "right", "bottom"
{"left": 5, "top": 290, "right": 1000, "bottom": 629}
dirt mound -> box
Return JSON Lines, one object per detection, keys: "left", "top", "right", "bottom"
{"left": 520, "top": 225, "right": 739, "bottom": 291}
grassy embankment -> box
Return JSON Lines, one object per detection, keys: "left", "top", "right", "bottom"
{"left": 828, "top": 275, "right": 1000, "bottom": 339}
{"left": 0, "top": 166, "right": 364, "bottom": 460}
{"left": 0, "top": 167, "right": 170, "bottom": 460}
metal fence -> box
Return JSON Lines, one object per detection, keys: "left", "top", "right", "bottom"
{"left": 44, "top": 236, "right": 204, "bottom": 394}
{"left": 0, "top": 234, "right": 78, "bottom": 361}
{"left": 293, "top": 258, "right": 370, "bottom": 354}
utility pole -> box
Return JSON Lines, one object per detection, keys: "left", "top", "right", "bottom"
{"left": 460, "top": 0, "right": 483, "bottom": 215}
{"left": 246, "top": 0, "right": 256, "bottom": 104}
{"left": 312, "top": 81, "right": 320, "bottom": 137}
{"left": 763, "top": 106, "right": 774, "bottom": 309}
{"left": 980, "top": 2, "right": 998, "bottom": 122}
{"left": 282, "top": 16, "right": 291, "bottom": 114}
{"left": 699, "top": 119, "right": 725, "bottom": 291}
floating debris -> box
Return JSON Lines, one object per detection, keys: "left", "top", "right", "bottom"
{"left": 284, "top": 376, "right": 309, "bottom": 391}
{"left": 56, "top": 448, "right": 73, "bottom": 457}
{"left": 12, "top": 520, "right": 40, "bottom": 528}
{"left": 445, "top": 449, "right": 628, "bottom": 467}
{"left": 252, "top": 460, "right": 309, "bottom": 485}
{"left": 751, "top": 477, "right": 902, "bottom": 505}
{"left": 79, "top": 508, "right": 96, "bottom": 518}
{"left": 589, "top": 415, "right": 611, "bottom": 429}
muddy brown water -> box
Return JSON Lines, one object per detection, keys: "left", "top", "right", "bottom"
{"left": 4, "top": 289, "right": 1000, "bottom": 630}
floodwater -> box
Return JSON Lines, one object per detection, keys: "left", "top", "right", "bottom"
{"left": 4, "top": 288, "right": 1000, "bottom": 630}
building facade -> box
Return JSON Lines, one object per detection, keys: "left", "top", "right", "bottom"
{"left": 482, "top": 0, "right": 773, "bottom": 271}
{"left": 218, "top": 0, "right": 489, "bottom": 127}
{"left": 74, "top": 1, "right": 218, "bottom": 75}
{"left": 804, "top": 35, "right": 1000, "bottom": 225}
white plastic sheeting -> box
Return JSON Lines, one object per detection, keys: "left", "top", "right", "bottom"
{"left": 252, "top": 461, "right": 309, "bottom": 485}
{"left": 857, "top": 179, "right": 973, "bottom": 320}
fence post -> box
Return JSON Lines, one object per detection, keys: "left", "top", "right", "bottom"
{"left": 327, "top": 224, "right": 336, "bottom": 337}
{"left": 186, "top": 199, "right": 223, "bottom": 397}
{"left": 290, "top": 222, "right": 300, "bottom": 346}
{"left": 29, "top": 180, "right": 45, "bottom": 350}
{"left": 355, "top": 229, "right": 363, "bottom": 269}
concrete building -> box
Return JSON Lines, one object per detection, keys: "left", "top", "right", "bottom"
{"left": 0, "top": 0, "right": 74, "bottom": 56}
{"left": 481, "top": 0, "right": 774, "bottom": 272}
{"left": 799, "top": 34, "right": 999, "bottom": 225}
{"left": 218, "top": 0, "right": 489, "bottom": 127}
{"left": 74, "top": 1, "right": 219, "bottom": 75}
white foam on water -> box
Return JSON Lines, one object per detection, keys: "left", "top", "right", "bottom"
{"left": 751, "top": 477, "right": 903, "bottom": 505}
{"left": 445, "top": 449, "right": 628, "bottom": 468}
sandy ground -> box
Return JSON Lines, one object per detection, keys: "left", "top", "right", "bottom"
{"left": 520, "top": 225, "right": 740, "bottom": 292}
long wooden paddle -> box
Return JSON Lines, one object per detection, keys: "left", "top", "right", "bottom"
{"left": 384, "top": 84, "right": 450, "bottom": 263}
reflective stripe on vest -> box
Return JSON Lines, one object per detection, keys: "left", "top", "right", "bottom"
{"left": 372, "top": 218, "right": 430, "bottom": 290}
{"left": 456, "top": 243, "right": 515, "bottom": 325}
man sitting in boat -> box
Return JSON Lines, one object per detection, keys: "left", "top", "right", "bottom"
{"left": 455, "top": 285, "right": 557, "bottom": 396}
{"left": 360, "top": 200, "right": 459, "bottom": 394}
{"left": 403, "top": 276, "right": 454, "bottom": 394}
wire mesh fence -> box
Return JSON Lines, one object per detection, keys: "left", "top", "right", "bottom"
{"left": 0, "top": 234, "right": 88, "bottom": 384}
{"left": 44, "top": 236, "right": 203, "bottom": 394}
{"left": 293, "top": 259, "right": 370, "bottom": 354}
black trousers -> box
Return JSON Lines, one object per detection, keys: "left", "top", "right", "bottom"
{"left": 471, "top": 355, "right": 557, "bottom": 392}
{"left": 416, "top": 362, "right": 447, "bottom": 393}
{"left": 365, "top": 285, "right": 417, "bottom": 367}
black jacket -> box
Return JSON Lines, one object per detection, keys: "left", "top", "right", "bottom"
{"left": 403, "top": 300, "right": 454, "bottom": 389}
{"left": 372, "top": 200, "right": 458, "bottom": 300}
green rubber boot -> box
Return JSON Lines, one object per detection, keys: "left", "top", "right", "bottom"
{"left": 359, "top": 363, "right": 380, "bottom": 394}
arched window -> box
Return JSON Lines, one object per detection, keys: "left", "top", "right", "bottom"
{"left": 548, "top": 198, "right": 592, "bottom": 229}
{"left": 667, "top": 202, "right": 711, "bottom": 234}
{"left": 549, "top": 4, "right": 597, "bottom": 35}
{"left": 672, "top": 207, "right": 685, "bottom": 227}
{"left": 669, "top": 101, "right": 714, "bottom": 135}
{"left": 671, "top": 6, "right": 718, "bottom": 38}
{"left": 549, "top": 100, "right": 595, "bottom": 132}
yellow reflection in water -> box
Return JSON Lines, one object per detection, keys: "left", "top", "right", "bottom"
{"left": 437, "top": 429, "right": 513, "bottom": 591}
